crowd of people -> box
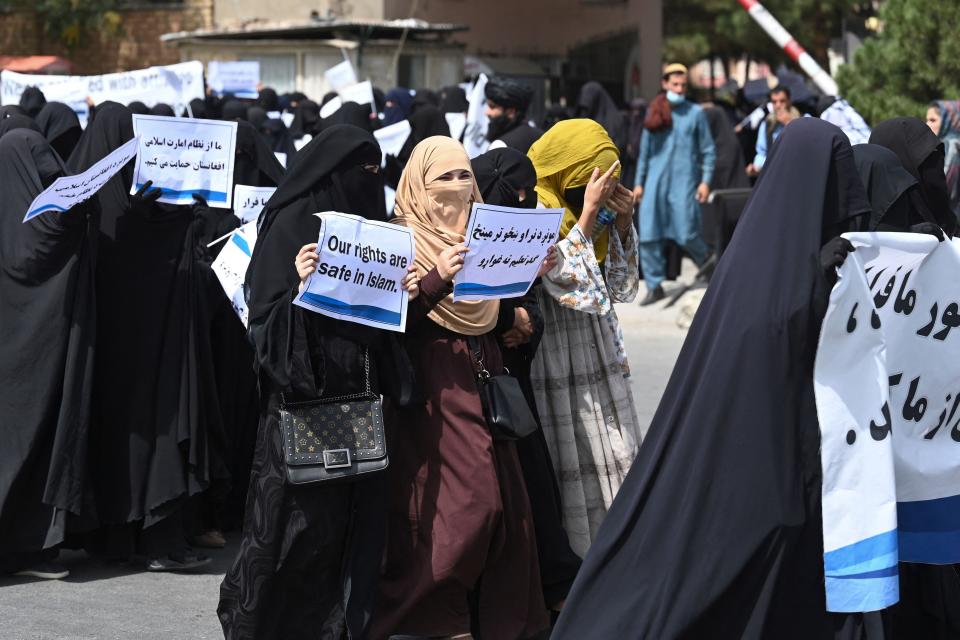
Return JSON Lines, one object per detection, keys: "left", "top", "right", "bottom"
{"left": 3, "top": 58, "right": 960, "bottom": 640}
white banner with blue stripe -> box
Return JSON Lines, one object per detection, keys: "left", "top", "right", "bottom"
{"left": 130, "top": 114, "right": 238, "bottom": 209}
{"left": 453, "top": 203, "right": 564, "bottom": 301}
{"left": 815, "top": 232, "right": 960, "bottom": 613}
{"left": 294, "top": 212, "right": 414, "bottom": 333}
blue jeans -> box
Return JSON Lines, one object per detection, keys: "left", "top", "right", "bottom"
{"left": 640, "top": 235, "right": 709, "bottom": 291}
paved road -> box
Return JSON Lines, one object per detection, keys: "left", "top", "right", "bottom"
{"left": 0, "top": 284, "right": 697, "bottom": 640}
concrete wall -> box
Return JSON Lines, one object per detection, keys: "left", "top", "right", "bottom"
{"left": 213, "top": 0, "right": 386, "bottom": 26}
{"left": 383, "top": 0, "right": 662, "bottom": 99}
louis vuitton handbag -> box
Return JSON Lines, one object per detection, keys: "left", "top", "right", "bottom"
{"left": 278, "top": 348, "right": 387, "bottom": 484}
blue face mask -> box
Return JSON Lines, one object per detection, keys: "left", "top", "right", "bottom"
{"left": 666, "top": 90, "right": 685, "bottom": 105}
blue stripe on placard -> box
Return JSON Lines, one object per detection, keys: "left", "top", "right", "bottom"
{"left": 824, "top": 529, "right": 899, "bottom": 612}
{"left": 453, "top": 281, "right": 530, "bottom": 297}
{"left": 897, "top": 494, "right": 960, "bottom": 563}
{"left": 134, "top": 184, "right": 228, "bottom": 203}
{"left": 231, "top": 232, "right": 251, "bottom": 257}
{"left": 300, "top": 292, "right": 400, "bottom": 327}
{"left": 24, "top": 203, "right": 71, "bottom": 221}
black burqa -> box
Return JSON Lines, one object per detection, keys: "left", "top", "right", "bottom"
{"left": 0, "top": 115, "right": 41, "bottom": 138}
{"left": 576, "top": 81, "right": 627, "bottom": 151}
{"left": 325, "top": 101, "right": 374, "bottom": 132}
{"left": 0, "top": 130, "right": 97, "bottom": 570}
{"left": 35, "top": 102, "right": 82, "bottom": 160}
{"left": 870, "top": 118, "right": 957, "bottom": 237}
{"left": 853, "top": 144, "right": 934, "bottom": 232}
{"left": 19, "top": 86, "right": 46, "bottom": 118}
{"left": 221, "top": 100, "right": 247, "bottom": 122}
{"left": 68, "top": 102, "right": 226, "bottom": 551}
{"left": 552, "top": 118, "right": 876, "bottom": 640}
{"left": 472, "top": 147, "right": 582, "bottom": 607}
{"left": 289, "top": 99, "right": 320, "bottom": 138}
{"left": 218, "top": 125, "right": 403, "bottom": 640}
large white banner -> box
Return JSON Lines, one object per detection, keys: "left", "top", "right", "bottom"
{"left": 1, "top": 61, "right": 204, "bottom": 126}
{"left": 453, "top": 203, "right": 563, "bottom": 301}
{"left": 131, "top": 114, "right": 238, "bottom": 208}
{"left": 815, "top": 232, "right": 960, "bottom": 614}
{"left": 294, "top": 212, "right": 414, "bottom": 332}
{"left": 23, "top": 136, "right": 140, "bottom": 222}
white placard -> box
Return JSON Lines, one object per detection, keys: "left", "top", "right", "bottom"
{"left": 463, "top": 73, "right": 490, "bottom": 158}
{"left": 211, "top": 220, "right": 258, "bottom": 327}
{"left": 324, "top": 59, "right": 358, "bottom": 91}
{"left": 207, "top": 61, "right": 260, "bottom": 99}
{"left": 445, "top": 112, "right": 467, "bottom": 141}
{"left": 815, "top": 232, "right": 960, "bottom": 614}
{"left": 373, "top": 119, "right": 411, "bottom": 166}
{"left": 23, "top": 135, "right": 140, "bottom": 223}
{"left": 1, "top": 61, "right": 204, "bottom": 126}
{"left": 131, "top": 114, "right": 238, "bottom": 208}
{"left": 453, "top": 203, "right": 563, "bottom": 300}
{"left": 319, "top": 96, "right": 342, "bottom": 119}
{"left": 232, "top": 184, "right": 276, "bottom": 224}
{"left": 294, "top": 212, "right": 414, "bottom": 332}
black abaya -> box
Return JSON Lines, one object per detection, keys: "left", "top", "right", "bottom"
{"left": 0, "top": 130, "right": 97, "bottom": 569}
{"left": 35, "top": 102, "right": 82, "bottom": 161}
{"left": 552, "top": 118, "right": 874, "bottom": 639}
{"left": 218, "top": 125, "right": 420, "bottom": 639}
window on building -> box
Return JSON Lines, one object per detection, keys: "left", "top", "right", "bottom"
{"left": 398, "top": 54, "right": 426, "bottom": 90}
{"left": 247, "top": 54, "right": 297, "bottom": 94}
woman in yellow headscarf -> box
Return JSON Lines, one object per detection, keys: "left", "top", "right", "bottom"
{"left": 527, "top": 118, "right": 643, "bottom": 556}
{"left": 371, "top": 136, "right": 549, "bottom": 640}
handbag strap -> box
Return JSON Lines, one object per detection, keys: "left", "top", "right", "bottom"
{"left": 466, "top": 335, "right": 491, "bottom": 383}
{"left": 281, "top": 346, "right": 372, "bottom": 407}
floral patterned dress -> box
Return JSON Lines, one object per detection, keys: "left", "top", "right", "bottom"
{"left": 531, "top": 222, "right": 642, "bottom": 556}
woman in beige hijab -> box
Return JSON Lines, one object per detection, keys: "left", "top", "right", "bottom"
{"left": 371, "top": 136, "right": 549, "bottom": 640}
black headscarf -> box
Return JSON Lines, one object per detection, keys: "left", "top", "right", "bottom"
{"left": 410, "top": 89, "right": 440, "bottom": 114}
{"left": 150, "top": 103, "right": 176, "bottom": 117}
{"left": 234, "top": 120, "right": 285, "bottom": 188}
{"left": 127, "top": 101, "right": 150, "bottom": 115}
{"left": 19, "top": 86, "right": 47, "bottom": 118}
{"left": 440, "top": 85, "right": 469, "bottom": 113}
{"left": 221, "top": 100, "right": 248, "bottom": 122}
{"left": 0, "top": 114, "right": 42, "bottom": 138}
{"left": 289, "top": 99, "right": 320, "bottom": 138}
{"left": 247, "top": 106, "right": 267, "bottom": 129}
{"left": 257, "top": 87, "right": 280, "bottom": 112}
{"left": 853, "top": 143, "right": 932, "bottom": 231}
{"left": 704, "top": 106, "right": 749, "bottom": 191}
{"left": 0, "top": 128, "right": 98, "bottom": 556}
{"left": 0, "top": 104, "right": 25, "bottom": 119}
{"left": 35, "top": 102, "right": 82, "bottom": 160}
{"left": 471, "top": 147, "right": 538, "bottom": 209}
{"left": 246, "top": 124, "right": 385, "bottom": 393}
{"left": 327, "top": 101, "right": 373, "bottom": 132}
{"left": 576, "top": 81, "right": 627, "bottom": 150}
{"left": 552, "top": 119, "right": 873, "bottom": 639}
{"left": 870, "top": 117, "right": 956, "bottom": 236}
{"left": 398, "top": 105, "right": 450, "bottom": 163}
{"left": 188, "top": 98, "right": 208, "bottom": 119}
{"left": 260, "top": 117, "right": 297, "bottom": 159}
{"left": 485, "top": 77, "right": 533, "bottom": 113}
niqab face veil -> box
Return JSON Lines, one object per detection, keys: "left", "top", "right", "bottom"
{"left": 393, "top": 135, "right": 498, "bottom": 336}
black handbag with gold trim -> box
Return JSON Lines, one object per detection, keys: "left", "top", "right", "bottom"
{"left": 278, "top": 348, "right": 387, "bottom": 484}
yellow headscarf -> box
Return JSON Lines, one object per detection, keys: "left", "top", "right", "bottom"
{"left": 393, "top": 136, "right": 499, "bottom": 335}
{"left": 527, "top": 119, "right": 621, "bottom": 262}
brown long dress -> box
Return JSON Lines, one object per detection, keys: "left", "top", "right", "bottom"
{"left": 370, "top": 268, "right": 548, "bottom": 639}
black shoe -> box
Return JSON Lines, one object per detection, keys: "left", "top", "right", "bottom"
{"left": 14, "top": 561, "right": 69, "bottom": 580}
{"left": 146, "top": 552, "right": 211, "bottom": 572}
{"left": 640, "top": 286, "right": 665, "bottom": 306}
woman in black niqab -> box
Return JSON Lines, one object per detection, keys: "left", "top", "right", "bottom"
{"left": 870, "top": 117, "right": 957, "bottom": 237}
{"left": 552, "top": 119, "right": 877, "bottom": 639}
{"left": 288, "top": 99, "right": 320, "bottom": 138}
{"left": 220, "top": 99, "right": 247, "bottom": 122}
{"left": 218, "top": 125, "right": 420, "bottom": 639}
{"left": 0, "top": 129, "right": 97, "bottom": 577}
{"left": 149, "top": 103, "right": 176, "bottom": 117}
{"left": 68, "top": 101, "right": 225, "bottom": 569}
{"left": 576, "top": 81, "right": 628, "bottom": 151}
{"left": 127, "top": 101, "right": 149, "bottom": 115}
{"left": 19, "top": 86, "right": 46, "bottom": 118}
{"left": 35, "top": 102, "right": 82, "bottom": 160}
{"left": 471, "top": 147, "right": 583, "bottom": 608}
{"left": 0, "top": 114, "right": 41, "bottom": 138}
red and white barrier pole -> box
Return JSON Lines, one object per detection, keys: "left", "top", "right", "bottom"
{"left": 737, "top": 0, "right": 839, "bottom": 96}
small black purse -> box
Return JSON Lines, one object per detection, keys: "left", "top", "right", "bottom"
{"left": 467, "top": 336, "right": 539, "bottom": 441}
{"left": 278, "top": 348, "right": 387, "bottom": 484}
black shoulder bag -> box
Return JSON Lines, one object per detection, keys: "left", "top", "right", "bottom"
{"left": 467, "top": 336, "right": 538, "bottom": 441}
{"left": 278, "top": 348, "right": 387, "bottom": 484}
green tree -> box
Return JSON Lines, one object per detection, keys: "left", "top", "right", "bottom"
{"left": 0, "top": 0, "right": 122, "bottom": 52}
{"left": 664, "top": 0, "right": 868, "bottom": 76}
{"left": 837, "top": 0, "right": 960, "bottom": 124}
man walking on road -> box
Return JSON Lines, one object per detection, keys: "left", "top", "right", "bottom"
{"left": 633, "top": 63, "right": 715, "bottom": 305}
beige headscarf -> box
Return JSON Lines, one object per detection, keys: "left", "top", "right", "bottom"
{"left": 393, "top": 135, "right": 499, "bottom": 335}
